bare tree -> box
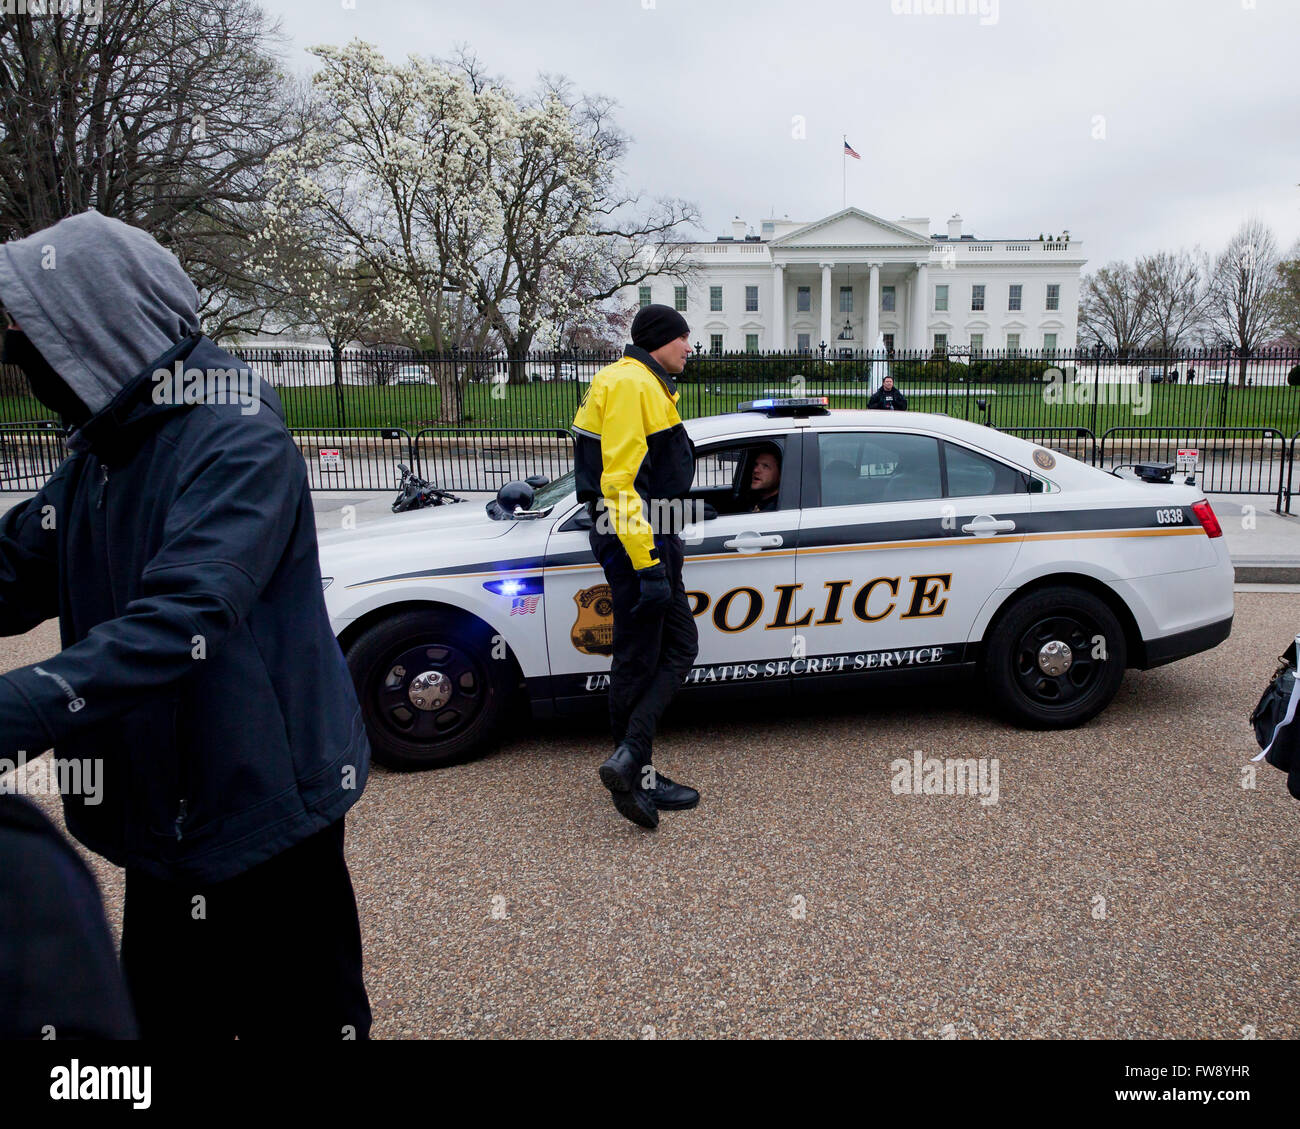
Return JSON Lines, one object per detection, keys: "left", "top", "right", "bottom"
{"left": 1078, "top": 262, "right": 1150, "bottom": 355}
{"left": 1135, "top": 248, "right": 1209, "bottom": 354}
{"left": 1208, "top": 216, "right": 1284, "bottom": 387}
{"left": 0, "top": 0, "right": 307, "bottom": 340}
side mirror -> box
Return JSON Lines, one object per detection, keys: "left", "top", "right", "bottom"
{"left": 699, "top": 501, "right": 718, "bottom": 521}
{"left": 496, "top": 480, "right": 534, "bottom": 512}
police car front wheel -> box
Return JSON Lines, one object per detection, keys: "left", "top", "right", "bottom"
{"left": 345, "top": 608, "right": 513, "bottom": 769}
{"left": 985, "top": 586, "right": 1127, "bottom": 729}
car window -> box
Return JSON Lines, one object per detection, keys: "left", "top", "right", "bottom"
{"left": 818, "top": 432, "right": 941, "bottom": 506}
{"left": 943, "top": 442, "right": 1030, "bottom": 497}
{"left": 693, "top": 440, "right": 789, "bottom": 513}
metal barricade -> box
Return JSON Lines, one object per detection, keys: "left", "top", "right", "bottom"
{"left": 288, "top": 428, "right": 413, "bottom": 491}
{"left": 1099, "top": 426, "right": 1288, "bottom": 512}
{"left": 0, "top": 421, "right": 66, "bottom": 491}
{"left": 412, "top": 428, "right": 573, "bottom": 493}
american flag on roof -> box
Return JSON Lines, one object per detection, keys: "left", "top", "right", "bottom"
{"left": 843, "top": 139, "right": 861, "bottom": 159}
{"left": 510, "top": 595, "right": 541, "bottom": 616}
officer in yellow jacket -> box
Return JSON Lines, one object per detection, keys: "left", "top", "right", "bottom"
{"left": 572, "top": 305, "right": 701, "bottom": 829}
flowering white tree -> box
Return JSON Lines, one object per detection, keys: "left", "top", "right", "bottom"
{"left": 262, "top": 41, "right": 697, "bottom": 419}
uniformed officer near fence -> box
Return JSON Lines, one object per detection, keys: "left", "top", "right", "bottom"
{"left": 572, "top": 304, "right": 701, "bottom": 829}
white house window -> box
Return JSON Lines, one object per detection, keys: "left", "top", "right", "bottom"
{"left": 745, "top": 285, "right": 759, "bottom": 312}
{"left": 710, "top": 333, "right": 723, "bottom": 356}
{"left": 970, "top": 333, "right": 984, "bottom": 354}
{"left": 839, "top": 286, "right": 853, "bottom": 313}
{"left": 1006, "top": 332, "right": 1020, "bottom": 353}
{"left": 639, "top": 285, "right": 652, "bottom": 308}
{"left": 674, "top": 285, "right": 687, "bottom": 312}
{"left": 1046, "top": 284, "right": 1060, "bottom": 311}
{"left": 881, "top": 286, "right": 896, "bottom": 312}
{"left": 761, "top": 221, "right": 775, "bottom": 236}
{"left": 797, "top": 333, "right": 811, "bottom": 353}
{"left": 935, "top": 284, "right": 948, "bottom": 312}
{"left": 933, "top": 333, "right": 948, "bottom": 352}
{"left": 746, "top": 333, "right": 759, "bottom": 354}
{"left": 883, "top": 333, "right": 895, "bottom": 353}
{"left": 710, "top": 286, "right": 723, "bottom": 312}
{"left": 1043, "top": 332, "right": 1058, "bottom": 351}
{"left": 797, "top": 286, "right": 811, "bottom": 312}
{"left": 1008, "top": 284, "right": 1022, "bottom": 312}
{"left": 971, "top": 284, "right": 985, "bottom": 312}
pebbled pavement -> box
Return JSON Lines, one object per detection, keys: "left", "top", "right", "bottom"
{"left": 3, "top": 592, "right": 1299, "bottom": 1039}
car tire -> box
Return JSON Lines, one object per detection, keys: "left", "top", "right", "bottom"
{"left": 346, "top": 608, "right": 513, "bottom": 770}
{"left": 984, "top": 586, "right": 1127, "bottom": 729}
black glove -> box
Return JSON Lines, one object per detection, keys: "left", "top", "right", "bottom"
{"left": 631, "top": 562, "right": 672, "bottom": 617}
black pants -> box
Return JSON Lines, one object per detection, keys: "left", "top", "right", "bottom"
{"left": 120, "top": 818, "right": 371, "bottom": 1040}
{"left": 593, "top": 532, "right": 699, "bottom": 768}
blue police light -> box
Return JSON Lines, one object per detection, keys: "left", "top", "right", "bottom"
{"left": 483, "top": 576, "right": 544, "bottom": 597}
{"left": 737, "top": 397, "right": 830, "bottom": 417}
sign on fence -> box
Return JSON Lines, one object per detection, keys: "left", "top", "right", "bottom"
{"left": 1176, "top": 448, "right": 1199, "bottom": 474}
{"left": 318, "top": 449, "right": 342, "bottom": 472}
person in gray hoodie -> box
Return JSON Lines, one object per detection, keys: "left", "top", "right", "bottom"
{"left": 0, "top": 211, "right": 372, "bottom": 1038}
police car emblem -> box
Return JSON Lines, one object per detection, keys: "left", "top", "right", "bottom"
{"left": 1032, "top": 448, "right": 1056, "bottom": 470}
{"left": 572, "top": 585, "right": 615, "bottom": 655}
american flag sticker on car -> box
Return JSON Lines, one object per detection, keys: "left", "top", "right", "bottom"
{"left": 510, "top": 595, "right": 541, "bottom": 615}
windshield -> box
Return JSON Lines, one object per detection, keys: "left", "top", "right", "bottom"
{"left": 529, "top": 469, "right": 575, "bottom": 510}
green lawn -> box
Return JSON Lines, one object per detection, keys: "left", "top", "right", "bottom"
{"left": 6, "top": 379, "right": 1300, "bottom": 438}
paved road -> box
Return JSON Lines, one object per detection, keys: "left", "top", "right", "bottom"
{"left": 3, "top": 593, "right": 1299, "bottom": 1039}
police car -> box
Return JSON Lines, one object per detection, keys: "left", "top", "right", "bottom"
{"left": 318, "top": 400, "right": 1233, "bottom": 769}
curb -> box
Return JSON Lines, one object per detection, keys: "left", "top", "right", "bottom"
{"left": 1234, "top": 558, "right": 1300, "bottom": 584}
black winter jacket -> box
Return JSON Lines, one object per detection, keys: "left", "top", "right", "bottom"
{"left": 0, "top": 335, "right": 369, "bottom": 883}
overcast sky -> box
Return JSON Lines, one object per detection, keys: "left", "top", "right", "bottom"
{"left": 261, "top": 0, "right": 1300, "bottom": 269}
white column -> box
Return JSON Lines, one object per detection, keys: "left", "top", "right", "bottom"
{"left": 771, "top": 263, "right": 785, "bottom": 351}
{"left": 867, "top": 262, "right": 880, "bottom": 351}
{"left": 819, "top": 261, "right": 833, "bottom": 350}
{"left": 911, "top": 262, "right": 929, "bottom": 352}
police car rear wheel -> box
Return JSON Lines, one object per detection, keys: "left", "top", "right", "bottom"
{"left": 985, "top": 587, "right": 1126, "bottom": 728}
{"left": 346, "top": 609, "right": 511, "bottom": 769}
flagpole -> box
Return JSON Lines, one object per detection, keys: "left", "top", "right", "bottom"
{"left": 842, "top": 135, "right": 847, "bottom": 208}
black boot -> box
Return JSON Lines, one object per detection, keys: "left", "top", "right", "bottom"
{"left": 598, "top": 745, "right": 658, "bottom": 829}
{"left": 648, "top": 770, "right": 700, "bottom": 811}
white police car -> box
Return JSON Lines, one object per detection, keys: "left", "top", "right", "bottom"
{"left": 319, "top": 400, "right": 1233, "bottom": 769}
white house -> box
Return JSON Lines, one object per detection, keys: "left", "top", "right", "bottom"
{"left": 629, "top": 208, "right": 1085, "bottom": 355}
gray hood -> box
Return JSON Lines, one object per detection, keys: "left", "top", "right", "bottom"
{"left": 0, "top": 210, "right": 200, "bottom": 415}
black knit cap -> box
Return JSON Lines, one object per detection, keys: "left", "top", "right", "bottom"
{"left": 630, "top": 304, "right": 690, "bottom": 352}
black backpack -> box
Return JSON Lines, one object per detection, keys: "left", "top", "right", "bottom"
{"left": 1250, "top": 638, "right": 1300, "bottom": 788}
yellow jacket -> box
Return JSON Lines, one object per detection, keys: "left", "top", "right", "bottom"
{"left": 571, "top": 346, "right": 695, "bottom": 570}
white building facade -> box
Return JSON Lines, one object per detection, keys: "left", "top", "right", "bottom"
{"left": 631, "top": 208, "right": 1085, "bottom": 355}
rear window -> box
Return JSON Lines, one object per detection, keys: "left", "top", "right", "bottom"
{"left": 943, "top": 442, "right": 1030, "bottom": 497}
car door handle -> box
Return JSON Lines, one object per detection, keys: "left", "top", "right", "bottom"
{"left": 723, "top": 532, "right": 784, "bottom": 551}
{"left": 961, "top": 516, "right": 1017, "bottom": 535}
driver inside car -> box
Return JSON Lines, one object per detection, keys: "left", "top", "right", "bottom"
{"left": 747, "top": 447, "right": 782, "bottom": 512}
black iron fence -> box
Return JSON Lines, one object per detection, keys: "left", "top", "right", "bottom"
{"left": 5, "top": 346, "right": 1300, "bottom": 504}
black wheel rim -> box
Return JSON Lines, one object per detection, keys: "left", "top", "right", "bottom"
{"left": 1012, "top": 611, "right": 1107, "bottom": 709}
{"left": 366, "top": 639, "right": 487, "bottom": 747}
